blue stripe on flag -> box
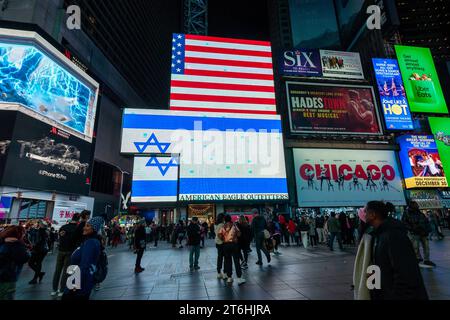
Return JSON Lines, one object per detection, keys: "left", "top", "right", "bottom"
{"left": 132, "top": 180, "right": 178, "bottom": 197}
{"left": 123, "top": 114, "right": 282, "bottom": 131}
{"left": 179, "top": 178, "right": 288, "bottom": 194}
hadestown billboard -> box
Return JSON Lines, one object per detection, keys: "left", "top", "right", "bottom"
{"left": 293, "top": 148, "right": 406, "bottom": 207}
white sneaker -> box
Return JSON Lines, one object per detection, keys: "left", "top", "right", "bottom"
{"left": 217, "top": 272, "right": 224, "bottom": 279}
{"left": 50, "top": 291, "right": 58, "bottom": 296}
{"left": 57, "top": 292, "right": 64, "bottom": 297}
{"left": 227, "top": 277, "right": 233, "bottom": 284}
{"left": 237, "top": 277, "right": 246, "bottom": 285}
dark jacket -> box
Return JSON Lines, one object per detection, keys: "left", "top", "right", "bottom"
{"left": 32, "top": 228, "right": 49, "bottom": 253}
{"left": 134, "top": 225, "right": 146, "bottom": 249}
{"left": 402, "top": 208, "right": 431, "bottom": 237}
{"left": 237, "top": 223, "right": 252, "bottom": 246}
{"left": 298, "top": 219, "right": 309, "bottom": 232}
{"left": 0, "top": 239, "right": 30, "bottom": 282}
{"left": 187, "top": 223, "right": 201, "bottom": 246}
{"left": 251, "top": 215, "right": 267, "bottom": 236}
{"left": 65, "top": 235, "right": 100, "bottom": 298}
{"left": 73, "top": 221, "right": 87, "bottom": 249}
{"left": 58, "top": 222, "right": 79, "bottom": 252}
{"left": 315, "top": 216, "right": 325, "bottom": 228}
{"left": 370, "top": 218, "right": 428, "bottom": 300}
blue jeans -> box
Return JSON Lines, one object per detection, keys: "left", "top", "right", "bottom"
{"left": 329, "top": 232, "right": 343, "bottom": 250}
{"left": 189, "top": 245, "right": 200, "bottom": 268}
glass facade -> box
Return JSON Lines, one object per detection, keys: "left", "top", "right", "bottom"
{"left": 18, "top": 199, "right": 48, "bottom": 220}
{"left": 289, "top": 0, "right": 341, "bottom": 49}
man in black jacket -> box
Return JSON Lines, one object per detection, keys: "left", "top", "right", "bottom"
{"left": 134, "top": 220, "right": 146, "bottom": 273}
{"left": 51, "top": 213, "right": 80, "bottom": 296}
{"left": 187, "top": 217, "right": 201, "bottom": 271}
{"left": 365, "top": 201, "right": 428, "bottom": 300}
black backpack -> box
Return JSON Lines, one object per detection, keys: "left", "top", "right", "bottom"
{"left": 93, "top": 249, "right": 108, "bottom": 283}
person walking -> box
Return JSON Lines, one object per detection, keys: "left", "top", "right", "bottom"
{"left": 215, "top": 214, "right": 225, "bottom": 279}
{"left": 200, "top": 221, "right": 208, "bottom": 248}
{"left": 402, "top": 201, "right": 436, "bottom": 267}
{"left": 365, "top": 201, "right": 428, "bottom": 300}
{"left": 298, "top": 215, "right": 310, "bottom": 249}
{"left": 187, "top": 217, "right": 201, "bottom": 271}
{"left": 315, "top": 213, "right": 325, "bottom": 244}
{"left": 0, "top": 226, "right": 30, "bottom": 300}
{"left": 352, "top": 208, "right": 373, "bottom": 300}
{"left": 218, "top": 215, "right": 245, "bottom": 285}
{"left": 28, "top": 220, "right": 49, "bottom": 284}
{"left": 327, "top": 212, "right": 343, "bottom": 251}
{"left": 51, "top": 213, "right": 80, "bottom": 297}
{"left": 307, "top": 216, "right": 317, "bottom": 247}
{"left": 287, "top": 219, "right": 296, "bottom": 246}
{"left": 134, "top": 220, "right": 146, "bottom": 273}
{"left": 250, "top": 210, "right": 271, "bottom": 266}
{"left": 48, "top": 227, "right": 57, "bottom": 254}
{"left": 236, "top": 215, "right": 251, "bottom": 269}
{"left": 339, "top": 213, "right": 349, "bottom": 244}
{"left": 62, "top": 217, "right": 103, "bottom": 300}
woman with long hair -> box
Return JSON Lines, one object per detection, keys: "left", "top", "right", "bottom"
{"left": 0, "top": 226, "right": 30, "bottom": 300}
{"left": 236, "top": 215, "right": 251, "bottom": 269}
{"left": 214, "top": 213, "right": 225, "bottom": 279}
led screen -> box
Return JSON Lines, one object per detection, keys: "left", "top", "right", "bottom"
{"left": 286, "top": 82, "right": 382, "bottom": 135}
{"left": 132, "top": 156, "right": 179, "bottom": 203}
{"left": 293, "top": 148, "right": 406, "bottom": 207}
{"left": 395, "top": 45, "right": 448, "bottom": 114}
{"left": 372, "top": 58, "right": 413, "bottom": 130}
{"left": 397, "top": 135, "right": 447, "bottom": 189}
{"left": 122, "top": 109, "right": 289, "bottom": 202}
{"left": 429, "top": 117, "right": 450, "bottom": 183}
{"left": 0, "top": 39, "right": 99, "bottom": 142}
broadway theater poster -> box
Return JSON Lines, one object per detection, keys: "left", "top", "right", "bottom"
{"left": 286, "top": 82, "right": 382, "bottom": 135}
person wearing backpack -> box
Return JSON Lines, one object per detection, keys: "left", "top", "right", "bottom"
{"left": 0, "top": 226, "right": 30, "bottom": 300}
{"left": 62, "top": 216, "right": 103, "bottom": 300}
{"left": 218, "top": 215, "right": 245, "bottom": 285}
{"left": 51, "top": 213, "right": 81, "bottom": 297}
{"left": 402, "top": 201, "right": 436, "bottom": 267}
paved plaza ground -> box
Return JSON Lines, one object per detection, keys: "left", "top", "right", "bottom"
{"left": 14, "top": 234, "right": 450, "bottom": 300}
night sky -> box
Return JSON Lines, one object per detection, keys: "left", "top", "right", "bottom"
{"left": 208, "top": 0, "right": 270, "bottom": 41}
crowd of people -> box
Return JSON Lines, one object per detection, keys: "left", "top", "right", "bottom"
{"left": 1, "top": 203, "right": 449, "bottom": 300}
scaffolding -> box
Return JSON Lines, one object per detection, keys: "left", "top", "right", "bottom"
{"left": 184, "top": 0, "right": 208, "bottom": 35}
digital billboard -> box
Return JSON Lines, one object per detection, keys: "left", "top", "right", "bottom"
{"left": 122, "top": 109, "right": 288, "bottom": 202}
{"left": 397, "top": 135, "right": 447, "bottom": 189}
{"left": 372, "top": 58, "right": 414, "bottom": 130}
{"left": 286, "top": 82, "right": 382, "bottom": 135}
{"left": 395, "top": 45, "right": 448, "bottom": 114}
{"left": 132, "top": 156, "right": 179, "bottom": 203}
{"left": 170, "top": 33, "right": 276, "bottom": 115}
{"left": 293, "top": 148, "right": 406, "bottom": 207}
{"left": 1, "top": 111, "right": 93, "bottom": 195}
{"left": 0, "top": 29, "right": 99, "bottom": 142}
{"left": 429, "top": 117, "right": 450, "bottom": 183}
{"left": 319, "top": 50, "right": 364, "bottom": 80}
{"left": 280, "top": 48, "right": 322, "bottom": 77}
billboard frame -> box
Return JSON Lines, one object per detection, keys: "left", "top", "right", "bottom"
{"left": 285, "top": 81, "right": 384, "bottom": 136}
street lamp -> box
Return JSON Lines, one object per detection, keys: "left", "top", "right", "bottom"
{"left": 115, "top": 166, "right": 130, "bottom": 218}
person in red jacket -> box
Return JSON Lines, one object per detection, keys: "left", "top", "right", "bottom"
{"left": 288, "top": 219, "right": 297, "bottom": 246}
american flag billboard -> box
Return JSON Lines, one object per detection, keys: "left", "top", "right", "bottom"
{"left": 170, "top": 33, "right": 276, "bottom": 115}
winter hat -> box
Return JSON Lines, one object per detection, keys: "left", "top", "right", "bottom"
{"left": 88, "top": 216, "right": 104, "bottom": 233}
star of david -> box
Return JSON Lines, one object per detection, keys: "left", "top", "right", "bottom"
{"left": 146, "top": 157, "right": 178, "bottom": 176}
{"left": 134, "top": 133, "right": 170, "bottom": 153}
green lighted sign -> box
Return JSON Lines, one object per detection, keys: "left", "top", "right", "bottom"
{"left": 429, "top": 117, "right": 450, "bottom": 182}
{"left": 395, "top": 45, "right": 448, "bottom": 114}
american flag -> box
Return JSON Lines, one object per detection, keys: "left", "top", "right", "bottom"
{"left": 170, "top": 33, "right": 276, "bottom": 115}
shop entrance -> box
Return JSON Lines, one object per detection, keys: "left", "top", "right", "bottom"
{"left": 187, "top": 204, "right": 215, "bottom": 223}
